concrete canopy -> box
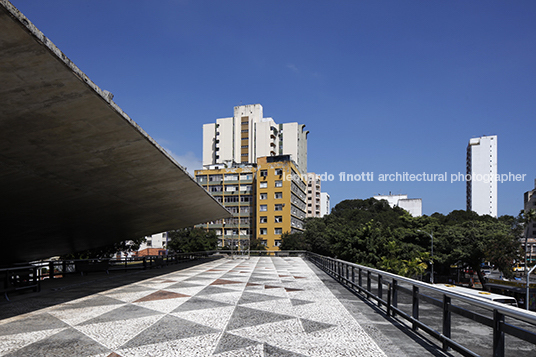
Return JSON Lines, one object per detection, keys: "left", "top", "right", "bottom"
{"left": 0, "top": 1, "right": 230, "bottom": 263}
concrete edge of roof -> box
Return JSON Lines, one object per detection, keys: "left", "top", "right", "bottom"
{"left": 0, "top": 0, "right": 230, "bottom": 218}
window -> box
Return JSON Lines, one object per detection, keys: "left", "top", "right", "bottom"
{"left": 261, "top": 240, "right": 268, "bottom": 246}
{"left": 259, "top": 228, "right": 267, "bottom": 235}
{"left": 275, "top": 216, "right": 282, "bottom": 223}
{"left": 260, "top": 182, "right": 268, "bottom": 188}
{"left": 209, "top": 174, "right": 223, "bottom": 182}
{"left": 224, "top": 174, "right": 238, "bottom": 181}
{"left": 260, "top": 204, "right": 267, "bottom": 212}
{"left": 260, "top": 170, "right": 268, "bottom": 177}
{"left": 274, "top": 240, "right": 282, "bottom": 247}
{"left": 275, "top": 169, "right": 283, "bottom": 176}
{"left": 260, "top": 193, "right": 267, "bottom": 200}
{"left": 146, "top": 240, "right": 152, "bottom": 247}
{"left": 240, "top": 184, "right": 252, "bottom": 192}
{"left": 240, "top": 195, "right": 252, "bottom": 202}
{"left": 274, "top": 228, "right": 282, "bottom": 235}
{"left": 274, "top": 192, "right": 283, "bottom": 199}
{"left": 275, "top": 180, "right": 283, "bottom": 187}
{"left": 275, "top": 204, "right": 283, "bottom": 211}
{"left": 260, "top": 216, "right": 267, "bottom": 223}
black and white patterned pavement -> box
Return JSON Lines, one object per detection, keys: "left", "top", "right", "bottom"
{"left": 0, "top": 257, "right": 387, "bottom": 356}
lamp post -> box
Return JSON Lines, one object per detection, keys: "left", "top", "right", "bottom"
{"left": 418, "top": 230, "right": 434, "bottom": 284}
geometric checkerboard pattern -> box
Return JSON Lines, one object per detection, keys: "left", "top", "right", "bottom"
{"left": 0, "top": 257, "right": 387, "bottom": 356}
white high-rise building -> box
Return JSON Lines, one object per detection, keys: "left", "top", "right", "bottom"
{"left": 320, "top": 192, "right": 331, "bottom": 217}
{"left": 203, "top": 104, "right": 308, "bottom": 175}
{"left": 466, "top": 135, "right": 498, "bottom": 217}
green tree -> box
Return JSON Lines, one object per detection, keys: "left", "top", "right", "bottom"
{"left": 248, "top": 237, "right": 267, "bottom": 251}
{"left": 167, "top": 228, "right": 217, "bottom": 253}
{"left": 280, "top": 232, "right": 309, "bottom": 250}
{"left": 301, "top": 199, "right": 522, "bottom": 284}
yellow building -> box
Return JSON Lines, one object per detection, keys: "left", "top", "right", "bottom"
{"left": 256, "top": 155, "right": 307, "bottom": 251}
{"left": 195, "top": 155, "right": 306, "bottom": 252}
{"left": 195, "top": 165, "right": 256, "bottom": 249}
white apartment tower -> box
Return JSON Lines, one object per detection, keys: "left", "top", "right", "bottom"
{"left": 306, "top": 173, "right": 322, "bottom": 218}
{"left": 466, "top": 135, "right": 498, "bottom": 217}
{"left": 203, "top": 104, "right": 308, "bottom": 175}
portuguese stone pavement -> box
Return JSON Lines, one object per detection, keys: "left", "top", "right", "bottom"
{"left": 0, "top": 257, "right": 387, "bottom": 356}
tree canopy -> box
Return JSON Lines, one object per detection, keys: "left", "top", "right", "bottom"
{"left": 167, "top": 228, "right": 218, "bottom": 253}
{"left": 281, "top": 198, "right": 522, "bottom": 281}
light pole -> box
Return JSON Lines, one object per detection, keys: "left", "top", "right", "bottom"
{"left": 418, "top": 230, "right": 434, "bottom": 284}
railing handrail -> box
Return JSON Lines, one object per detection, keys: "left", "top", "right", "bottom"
{"left": 306, "top": 252, "right": 536, "bottom": 325}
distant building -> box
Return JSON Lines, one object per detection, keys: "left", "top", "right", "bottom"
{"left": 373, "top": 194, "right": 422, "bottom": 217}
{"left": 195, "top": 164, "right": 256, "bottom": 249}
{"left": 195, "top": 155, "right": 307, "bottom": 251}
{"left": 306, "top": 173, "right": 322, "bottom": 217}
{"left": 306, "top": 173, "right": 330, "bottom": 218}
{"left": 202, "top": 104, "right": 308, "bottom": 175}
{"left": 466, "top": 135, "right": 498, "bottom": 217}
{"left": 320, "top": 192, "right": 331, "bottom": 217}
{"left": 136, "top": 232, "right": 168, "bottom": 256}
{"left": 523, "top": 179, "right": 536, "bottom": 264}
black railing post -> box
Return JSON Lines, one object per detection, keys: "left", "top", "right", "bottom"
{"left": 367, "top": 271, "right": 371, "bottom": 298}
{"left": 412, "top": 285, "right": 419, "bottom": 331}
{"left": 33, "top": 266, "right": 40, "bottom": 292}
{"left": 358, "top": 268, "right": 362, "bottom": 288}
{"left": 49, "top": 261, "right": 54, "bottom": 280}
{"left": 442, "top": 295, "right": 451, "bottom": 352}
{"left": 493, "top": 309, "right": 505, "bottom": 357}
{"left": 378, "top": 274, "right": 383, "bottom": 306}
{"left": 351, "top": 266, "right": 355, "bottom": 284}
{"left": 387, "top": 282, "right": 392, "bottom": 316}
{"left": 392, "top": 279, "right": 398, "bottom": 317}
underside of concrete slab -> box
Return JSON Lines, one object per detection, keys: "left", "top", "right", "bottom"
{"left": 0, "top": 1, "right": 230, "bottom": 263}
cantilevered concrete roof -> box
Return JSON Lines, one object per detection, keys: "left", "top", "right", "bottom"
{"left": 0, "top": 1, "right": 230, "bottom": 263}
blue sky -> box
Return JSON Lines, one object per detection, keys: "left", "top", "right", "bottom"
{"left": 10, "top": 0, "right": 536, "bottom": 217}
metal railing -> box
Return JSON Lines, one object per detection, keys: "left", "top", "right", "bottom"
{"left": 1, "top": 251, "right": 215, "bottom": 300}
{"left": 305, "top": 252, "right": 536, "bottom": 357}
{"left": 1, "top": 265, "right": 40, "bottom": 300}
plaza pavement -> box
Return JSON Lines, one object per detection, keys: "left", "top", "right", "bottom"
{"left": 0, "top": 257, "right": 448, "bottom": 357}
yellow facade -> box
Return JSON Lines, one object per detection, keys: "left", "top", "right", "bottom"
{"left": 256, "top": 156, "right": 307, "bottom": 251}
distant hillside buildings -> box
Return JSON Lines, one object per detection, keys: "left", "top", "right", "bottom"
{"left": 306, "top": 173, "right": 330, "bottom": 218}
{"left": 373, "top": 194, "right": 422, "bottom": 217}
{"left": 466, "top": 135, "right": 498, "bottom": 217}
